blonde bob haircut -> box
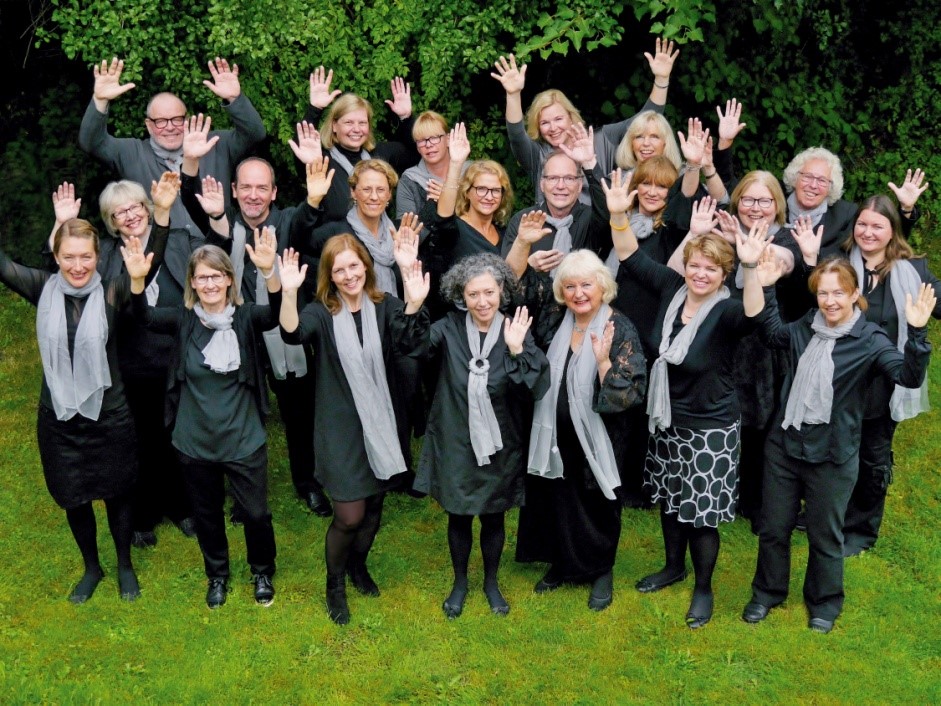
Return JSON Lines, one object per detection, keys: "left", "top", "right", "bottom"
{"left": 53, "top": 219, "right": 100, "bottom": 256}
{"left": 348, "top": 158, "right": 399, "bottom": 191}
{"left": 683, "top": 233, "right": 736, "bottom": 277}
{"left": 782, "top": 146, "right": 845, "bottom": 205}
{"left": 412, "top": 111, "right": 449, "bottom": 141}
{"left": 455, "top": 160, "right": 514, "bottom": 226}
{"left": 99, "top": 180, "right": 155, "bottom": 238}
{"left": 321, "top": 93, "right": 376, "bottom": 151}
{"left": 615, "top": 111, "right": 682, "bottom": 171}
{"left": 552, "top": 249, "right": 618, "bottom": 305}
{"left": 524, "top": 89, "right": 583, "bottom": 142}
{"left": 808, "top": 257, "right": 868, "bottom": 312}
{"left": 730, "top": 171, "right": 787, "bottom": 226}
{"left": 184, "top": 245, "right": 241, "bottom": 309}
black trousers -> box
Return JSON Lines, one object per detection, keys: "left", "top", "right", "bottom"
{"left": 843, "top": 416, "right": 896, "bottom": 553}
{"left": 268, "top": 370, "right": 319, "bottom": 497}
{"left": 750, "top": 432, "right": 858, "bottom": 621}
{"left": 178, "top": 446, "right": 276, "bottom": 579}
{"left": 125, "top": 376, "right": 190, "bottom": 529}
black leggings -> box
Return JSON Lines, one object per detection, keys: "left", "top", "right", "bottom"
{"left": 64, "top": 492, "right": 134, "bottom": 572}
{"left": 447, "top": 512, "right": 505, "bottom": 588}
{"left": 325, "top": 493, "right": 385, "bottom": 577}
{"left": 659, "top": 506, "right": 720, "bottom": 593}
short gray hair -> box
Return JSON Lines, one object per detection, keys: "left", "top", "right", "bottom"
{"left": 552, "top": 250, "right": 617, "bottom": 305}
{"left": 782, "top": 146, "right": 845, "bottom": 205}
{"left": 98, "top": 180, "right": 154, "bottom": 237}
{"left": 440, "top": 253, "right": 519, "bottom": 311}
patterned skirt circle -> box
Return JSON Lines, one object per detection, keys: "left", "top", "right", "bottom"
{"left": 644, "top": 422, "right": 740, "bottom": 528}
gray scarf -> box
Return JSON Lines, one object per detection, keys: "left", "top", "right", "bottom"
{"left": 36, "top": 272, "right": 111, "bottom": 421}
{"left": 647, "top": 284, "right": 731, "bottom": 432}
{"left": 329, "top": 146, "right": 369, "bottom": 181}
{"left": 782, "top": 308, "right": 861, "bottom": 430}
{"left": 786, "top": 191, "right": 828, "bottom": 229}
{"left": 403, "top": 160, "right": 467, "bottom": 189}
{"left": 605, "top": 211, "right": 655, "bottom": 275}
{"left": 528, "top": 305, "right": 620, "bottom": 500}
{"left": 849, "top": 248, "right": 929, "bottom": 421}
{"left": 466, "top": 312, "right": 505, "bottom": 465}
{"left": 194, "top": 303, "right": 240, "bottom": 373}
{"left": 150, "top": 138, "right": 183, "bottom": 173}
{"left": 347, "top": 207, "right": 398, "bottom": 295}
{"left": 734, "top": 218, "right": 782, "bottom": 289}
{"left": 545, "top": 213, "right": 573, "bottom": 280}
{"left": 333, "top": 296, "right": 406, "bottom": 479}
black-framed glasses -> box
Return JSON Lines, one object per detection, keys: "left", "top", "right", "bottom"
{"left": 472, "top": 186, "right": 503, "bottom": 198}
{"left": 112, "top": 203, "right": 146, "bottom": 222}
{"left": 416, "top": 134, "right": 445, "bottom": 148}
{"left": 147, "top": 115, "right": 186, "bottom": 129}
{"left": 740, "top": 197, "right": 774, "bottom": 208}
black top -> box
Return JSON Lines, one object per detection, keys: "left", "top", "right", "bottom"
{"left": 620, "top": 249, "right": 758, "bottom": 429}
{"left": 758, "top": 290, "right": 931, "bottom": 464}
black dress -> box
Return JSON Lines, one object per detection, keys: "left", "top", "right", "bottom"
{"left": 414, "top": 312, "right": 549, "bottom": 515}
{"left": 281, "top": 295, "right": 429, "bottom": 501}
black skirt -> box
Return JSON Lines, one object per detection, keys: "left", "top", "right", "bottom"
{"left": 36, "top": 404, "right": 138, "bottom": 509}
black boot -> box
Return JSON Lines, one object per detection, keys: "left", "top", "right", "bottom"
{"left": 326, "top": 573, "right": 350, "bottom": 625}
{"left": 347, "top": 551, "right": 380, "bottom": 597}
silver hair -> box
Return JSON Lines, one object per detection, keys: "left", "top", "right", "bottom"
{"left": 552, "top": 249, "right": 618, "bottom": 305}
{"left": 98, "top": 180, "right": 155, "bottom": 238}
{"left": 782, "top": 146, "right": 845, "bottom": 205}
{"left": 440, "top": 253, "right": 520, "bottom": 311}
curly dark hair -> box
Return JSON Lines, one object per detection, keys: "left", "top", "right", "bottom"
{"left": 439, "top": 253, "right": 520, "bottom": 311}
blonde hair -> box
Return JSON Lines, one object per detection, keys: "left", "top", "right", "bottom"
{"left": 455, "top": 160, "right": 514, "bottom": 226}
{"left": 99, "top": 180, "right": 155, "bottom": 237}
{"left": 184, "top": 245, "right": 241, "bottom": 309}
{"left": 53, "top": 219, "right": 100, "bottom": 256}
{"left": 412, "top": 111, "right": 449, "bottom": 141}
{"left": 321, "top": 93, "right": 375, "bottom": 151}
{"left": 615, "top": 111, "right": 682, "bottom": 171}
{"left": 552, "top": 250, "right": 617, "bottom": 305}
{"left": 524, "top": 90, "right": 583, "bottom": 142}
{"left": 349, "top": 159, "right": 399, "bottom": 191}
{"left": 683, "top": 234, "right": 736, "bottom": 276}
{"left": 730, "top": 171, "right": 787, "bottom": 226}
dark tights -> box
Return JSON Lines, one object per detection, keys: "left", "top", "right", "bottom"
{"left": 64, "top": 493, "right": 138, "bottom": 599}
{"left": 325, "top": 493, "right": 384, "bottom": 577}
{"left": 650, "top": 506, "right": 720, "bottom": 596}
{"left": 445, "top": 512, "right": 508, "bottom": 612}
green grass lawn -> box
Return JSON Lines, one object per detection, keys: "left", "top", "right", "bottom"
{"left": 0, "top": 288, "right": 939, "bottom": 704}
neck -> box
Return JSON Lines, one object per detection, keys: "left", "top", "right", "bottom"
{"left": 574, "top": 310, "right": 596, "bottom": 328}
{"left": 201, "top": 300, "right": 227, "bottom": 314}
{"left": 426, "top": 159, "right": 449, "bottom": 179}
{"left": 462, "top": 211, "right": 493, "bottom": 233}
{"left": 341, "top": 291, "right": 363, "bottom": 312}
{"left": 357, "top": 211, "right": 382, "bottom": 235}
{"left": 638, "top": 204, "right": 658, "bottom": 218}
{"left": 862, "top": 251, "right": 886, "bottom": 269}
{"left": 242, "top": 211, "right": 269, "bottom": 231}
{"left": 122, "top": 224, "right": 152, "bottom": 247}
{"left": 685, "top": 291, "right": 711, "bottom": 307}
{"left": 546, "top": 202, "right": 575, "bottom": 219}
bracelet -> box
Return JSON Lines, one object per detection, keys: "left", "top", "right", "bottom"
{"left": 610, "top": 220, "right": 630, "bottom": 231}
{"left": 741, "top": 261, "right": 758, "bottom": 269}
{"left": 654, "top": 80, "right": 670, "bottom": 89}
{"left": 686, "top": 163, "right": 702, "bottom": 171}
{"left": 444, "top": 184, "right": 460, "bottom": 190}
{"left": 209, "top": 212, "right": 225, "bottom": 221}
{"left": 900, "top": 208, "right": 914, "bottom": 215}
{"left": 703, "top": 170, "right": 717, "bottom": 179}
{"left": 260, "top": 268, "right": 275, "bottom": 280}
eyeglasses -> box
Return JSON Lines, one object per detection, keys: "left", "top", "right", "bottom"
{"left": 798, "top": 172, "right": 831, "bottom": 188}
{"left": 416, "top": 134, "right": 445, "bottom": 148}
{"left": 193, "top": 273, "right": 227, "bottom": 286}
{"left": 740, "top": 197, "right": 774, "bottom": 208}
{"left": 147, "top": 115, "right": 186, "bottom": 129}
{"left": 472, "top": 186, "right": 503, "bottom": 198}
{"left": 112, "top": 203, "right": 146, "bottom": 222}
{"left": 541, "top": 175, "right": 581, "bottom": 186}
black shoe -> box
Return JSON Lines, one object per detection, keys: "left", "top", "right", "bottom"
{"left": 442, "top": 582, "right": 468, "bottom": 620}
{"left": 795, "top": 510, "right": 807, "bottom": 532}
{"left": 68, "top": 569, "right": 104, "bottom": 604}
{"left": 326, "top": 574, "right": 350, "bottom": 625}
{"left": 588, "top": 572, "right": 613, "bottom": 612}
{"left": 534, "top": 568, "right": 563, "bottom": 594}
{"left": 809, "top": 617, "right": 834, "bottom": 634}
{"left": 742, "top": 601, "right": 771, "bottom": 624}
{"left": 206, "top": 578, "right": 228, "bottom": 609}
{"left": 347, "top": 562, "right": 380, "bottom": 597}
{"left": 685, "top": 591, "right": 714, "bottom": 629}
{"left": 176, "top": 517, "right": 197, "bottom": 538}
{"left": 253, "top": 574, "right": 275, "bottom": 606}
{"left": 305, "top": 489, "right": 332, "bottom": 517}
{"left": 132, "top": 530, "right": 157, "bottom": 549}
{"left": 118, "top": 567, "right": 141, "bottom": 602}
{"left": 635, "top": 569, "right": 688, "bottom": 593}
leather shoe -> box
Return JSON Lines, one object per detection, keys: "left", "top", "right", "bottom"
{"left": 305, "top": 489, "right": 332, "bottom": 517}
{"left": 741, "top": 601, "right": 771, "bottom": 623}
{"left": 809, "top": 617, "right": 834, "bottom": 634}
{"left": 131, "top": 530, "right": 157, "bottom": 549}
{"left": 253, "top": 574, "right": 275, "bottom": 606}
{"left": 534, "top": 569, "right": 562, "bottom": 594}
{"left": 635, "top": 570, "right": 687, "bottom": 593}
{"left": 588, "top": 572, "right": 613, "bottom": 612}
{"left": 206, "top": 578, "right": 228, "bottom": 609}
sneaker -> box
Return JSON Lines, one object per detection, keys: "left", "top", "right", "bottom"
{"left": 253, "top": 574, "right": 275, "bottom": 606}
{"left": 206, "top": 578, "right": 228, "bottom": 609}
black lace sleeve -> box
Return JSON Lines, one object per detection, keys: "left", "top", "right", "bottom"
{"left": 0, "top": 248, "right": 50, "bottom": 304}
{"left": 593, "top": 311, "right": 647, "bottom": 413}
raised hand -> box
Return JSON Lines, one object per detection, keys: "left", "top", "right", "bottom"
{"left": 689, "top": 196, "right": 718, "bottom": 237}
{"left": 448, "top": 122, "right": 471, "bottom": 163}
{"left": 716, "top": 98, "right": 746, "bottom": 147}
{"left": 402, "top": 260, "right": 430, "bottom": 308}
{"left": 792, "top": 215, "right": 823, "bottom": 264}
{"left": 601, "top": 168, "right": 637, "bottom": 215}
{"left": 385, "top": 77, "right": 412, "bottom": 119}
{"left": 491, "top": 54, "right": 527, "bottom": 94}
{"left": 702, "top": 136, "right": 715, "bottom": 172}
{"left": 288, "top": 121, "right": 322, "bottom": 164}
{"left": 755, "top": 245, "right": 785, "bottom": 287}
{"left": 714, "top": 209, "right": 739, "bottom": 244}
{"left": 528, "top": 249, "right": 564, "bottom": 273}
{"left": 245, "top": 226, "right": 277, "bottom": 273}
{"left": 120, "top": 235, "right": 153, "bottom": 281}
{"left": 905, "top": 282, "right": 938, "bottom": 328}
{"left": 305, "top": 156, "right": 336, "bottom": 207}
{"left": 309, "top": 66, "right": 341, "bottom": 109}
{"left": 393, "top": 213, "right": 422, "bottom": 272}
{"left": 93, "top": 57, "right": 135, "bottom": 103}
{"left": 517, "top": 210, "right": 552, "bottom": 245}
{"left": 278, "top": 248, "right": 307, "bottom": 292}
{"left": 678, "top": 118, "right": 709, "bottom": 166}
{"left": 559, "top": 123, "right": 596, "bottom": 168}
{"left": 52, "top": 182, "right": 81, "bottom": 224}
{"left": 735, "top": 220, "right": 772, "bottom": 266}
{"left": 203, "top": 58, "right": 241, "bottom": 102}
{"left": 425, "top": 179, "right": 444, "bottom": 202}
{"left": 590, "top": 320, "right": 615, "bottom": 366}
{"left": 888, "top": 168, "right": 929, "bottom": 212}
{"left": 151, "top": 172, "right": 181, "bottom": 211}
{"left": 195, "top": 175, "right": 226, "bottom": 218}
{"left": 183, "top": 114, "right": 220, "bottom": 160}
{"left": 644, "top": 38, "right": 679, "bottom": 81}
{"left": 503, "top": 306, "right": 532, "bottom": 355}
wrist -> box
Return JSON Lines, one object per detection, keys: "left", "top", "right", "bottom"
{"left": 686, "top": 163, "right": 702, "bottom": 171}
{"left": 900, "top": 206, "right": 914, "bottom": 215}
{"left": 654, "top": 80, "right": 670, "bottom": 89}
{"left": 209, "top": 211, "right": 225, "bottom": 221}
{"left": 260, "top": 268, "right": 274, "bottom": 280}
{"left": 740, "top": 261, "right": 758, "bottom": 269}
{"left": 703, "top": 169, "right": 717, "bottom": 179}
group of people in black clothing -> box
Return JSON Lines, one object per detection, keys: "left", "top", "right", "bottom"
{"left": 1, "top": 40, "right": 936, "bottom": 634}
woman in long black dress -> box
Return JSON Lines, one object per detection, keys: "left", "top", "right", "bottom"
{"left": 517, "top": 249, "right": 647, "bottom": 611}
{"left": 414, "top": 254, "right": 549, "bottom": 618}
{"left": 279, "top": 235, "right": 430, "bottom": 625}
{"left": 0, "top": 175, "right": 176, "bottom": 603}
